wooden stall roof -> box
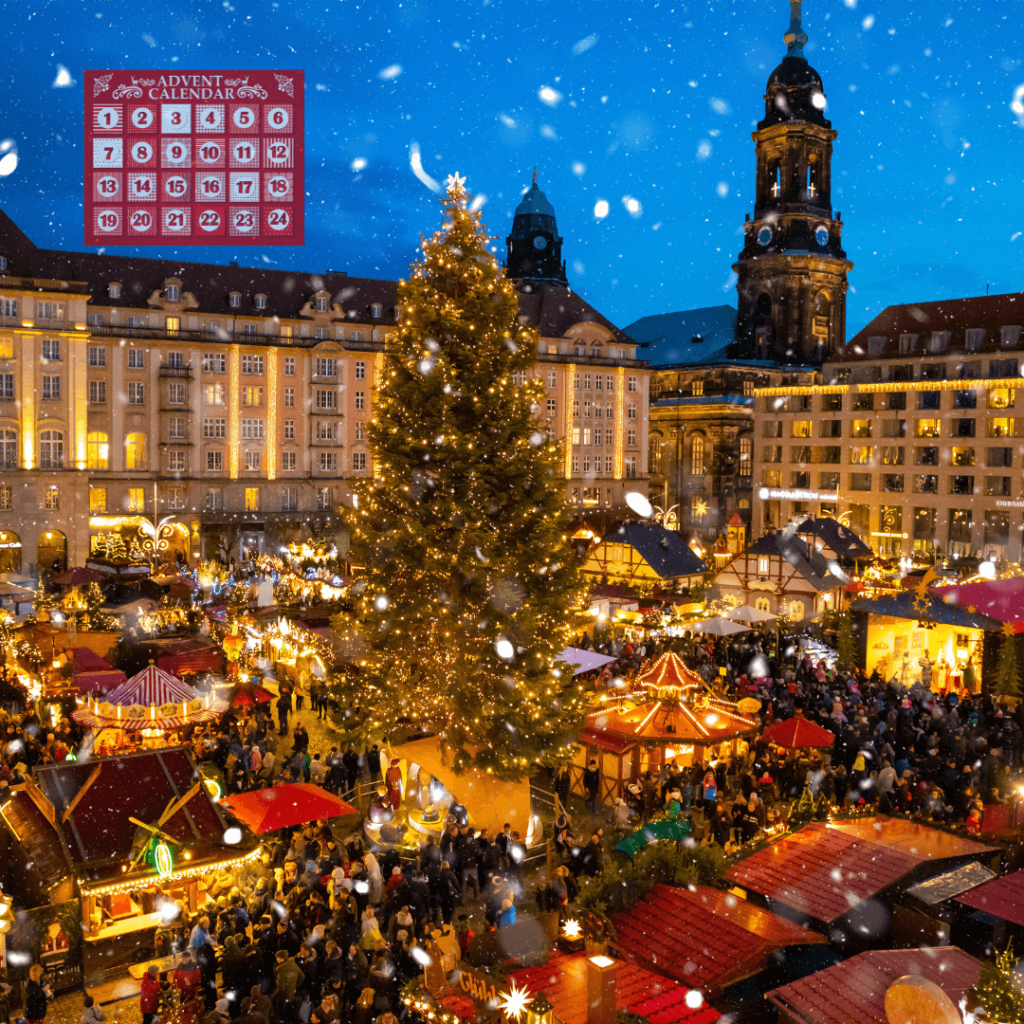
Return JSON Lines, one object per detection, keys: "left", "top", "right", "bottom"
{"left": 766, "top": 947, "right": 981, "bottom": 1024}
{"left": 957, "top": 867, "right": 1024, "bottom": 926}
{"left": 726, "top": 820, "right": 996, "bottom": 926}
{"left": 613, "top": 884, "right": 826, "bottom": 998}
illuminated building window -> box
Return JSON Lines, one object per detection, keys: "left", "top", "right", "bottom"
{"left": 0, "top": 486, "right": 14, "bottom": 510}
{"left": 167, "top": 316, "right": 180, "bottom": 335}
{"left": 87, "top": 432, "right": 109, "bottom": 470}
{"left": 739, "top": 436, "right": 752, "bottom": 476}
{"left": 242, "top": 386, "right": 264, "bottom": 407}
{"left": 582, "top": 427, "right": 591, "bottom": 446}
{"left": 572, "top": 427, "right": 580, "bottom": 446}
{"left": 987, "top": 417, "right": 1015, "bottom": 438}
{"left": 851, "top": 419, "right": 872, "bottom": 439}
{"left": 124, "top": 433, "right": 147, "bottom": 470}
{"left": 691, "top": 435, "right": 705, "bottom": 476}
{"left": 39, "top": 429, "right": 63, "bottom": 469}
{"left": 244, "top": 487, "right": 260, "bottom": 511}
{"left": 915, "top": 418, "right": 941, "bottom": 438}
{"left": 692, "top": 380, "right": 704, "bottom": 396}
{"left": 44, "top": 485, "right": 59, "bottom": 510}
{"left": 317, "top": 487, "right": 332, "bottom": 510}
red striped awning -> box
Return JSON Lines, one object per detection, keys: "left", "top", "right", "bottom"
{"left": 105, "top": 665, "right": 201, "bottom": 706}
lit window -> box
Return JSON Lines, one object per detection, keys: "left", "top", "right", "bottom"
{"left": 207, "top": 451, "right": 224, "bottom": 471}
{"left": 167, "top": 451, "right": 187, "bottom": 472}
{"left": 245, "top": 450, "right": 261, "bottom": 471}
{"left": 89, "top": 487, "right": 106, "bottom": 512}
{"left": 242, "top": 386, "right": 264, "bottom": 407}
{"left": 758, "top": 556, "right": 770, "bottom": 575}
{"left": 87, "top": 432, "right": 109, "bottom": 470}
{"left": 204, "top": 384, "right": 226, "bottom": 405}
{"left": 317, "top": 487, "right": 332, "bottom": 510}
{"left": 691, "top": 435, "right": 705, "bottom": 475}
{"left": 127, "top": 488, "right": 145, "bottom": 512}
{"left": 166, "top": 316, "right": 180, "bottom": 335}
{"left": 44, "top": 485, "right": 59, "bottom": 510}
{"left": 125, "top": 432, "right": 147, "bottom": 470}
{"left": 0, "top": 429, "right": 16, "bottom": 469}
{"left": 245, "top": 487, "right": 260, "bottom": 511}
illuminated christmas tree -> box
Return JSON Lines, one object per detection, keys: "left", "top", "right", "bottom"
{"left": 835, "top": 611, "right": 857, "bottom": 673}
{"left": 331, "top": 173, "right": 589, "bottom": 780}
{"left": 994, "top": 624, "right": 1022, "bottom": 700}
{"left": 970, "top": 943, "right": 1024, "bottom": 1024}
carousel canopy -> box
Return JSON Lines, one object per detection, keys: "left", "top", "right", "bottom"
{"left": 220, "top": 783, "right": 357, "bottom": 834}
{"left": 636, "top": 651, "right": 705, "bottom": 695}
{"left": 762, "top": 716, "right": 836, "bottom": 749}
{"left": 586, "top": 693, "right": 758, "bottom": 748}
{"left": 73, "top": 664, "right": 228, "bottom": 731}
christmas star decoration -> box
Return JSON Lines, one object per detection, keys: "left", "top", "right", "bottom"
{"left": 694, "top": 499, "right": 709, "bottom": 519}
{"left": 498, "top": 981, "right": 533, "bottom": 1021}
{"left": 911, "top": 567, "right": 937, "bottom": 615}
{"left": 1002, "top": 621, "right": 1016, "bottom": 637}
{"left": 445, "top": 171, "right": 467, "bottom": 191}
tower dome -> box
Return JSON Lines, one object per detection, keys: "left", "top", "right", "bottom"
{"left": 505, "top": 168, "right": 567, "bottom": 285}
{"left": 760, "top": 1, "right": 830, "bottom": 129}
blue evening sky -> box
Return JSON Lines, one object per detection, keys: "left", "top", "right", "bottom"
{"left": 0, "top": 0, "right": 1022, "bottom": 337}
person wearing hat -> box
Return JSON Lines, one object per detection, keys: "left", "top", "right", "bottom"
{"left": 174, "top": 950, "right": 203, "bottom": 1006}
{"left": 484, "top": 875, "right": 506, "bottom": 927}
{"left": 140, "top": 965, "right": 161, "bottom": 1024}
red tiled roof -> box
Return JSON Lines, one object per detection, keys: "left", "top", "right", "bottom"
{"left": 825, "top": 817, "right": 998, "bottom": 861}
{"left": 726, "top": 822, "right": 927, "bottom": 924}
{"left": 766, "top": 947, "right": 981, "bottom": 1024}
{"left": 613, "top": 885, "right": 825, "bottom": 997}
{"left": 957, "top": 868, "right": 1024, "bottom": 925}
{"left": 508, "top": 951, "right": 719, "bottom": 1024}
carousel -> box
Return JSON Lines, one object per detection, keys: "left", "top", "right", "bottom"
{"left": 574, "top": 652, "right": 759, "bottom": 805}
{"left": 73, "top": 665, "right": 229, "bottom": 756}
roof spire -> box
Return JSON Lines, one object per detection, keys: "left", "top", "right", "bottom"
{"left": 532, "top": 165, "right": 537, "bottom": 185}
{"left": 783, "top": 0, "right": 808, "bottom": 59}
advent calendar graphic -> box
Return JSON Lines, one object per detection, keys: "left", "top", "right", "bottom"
{"left": 84, "top": 70, "right": 304, "bottom": 246}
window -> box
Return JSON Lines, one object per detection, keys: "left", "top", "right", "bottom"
{"left": 167, "top": 417, "right": 185, "bottom": 440}
{"left": 317, "top": 487, "right": 332, "bottom": 511}
{"left": 316, "top": 358, "right": 337, "bottom": 377}
{"left": 691, "top": 380, "right": 704, "bottom": 396}
{"left": 164, "top": 351, "right": 184, "bottom": 370}
{"left": 1, "top": 299, "right": 17, "bottom": 318}
{"left": 125, "top": 432, "right": 147, "bottom": 470}
{"left": 988, "top": 417, "right": 1015, "bottom": 437}
{"left": 0, "top": 429, "right": 15, "bottom": 469}
{"left": 205, "top": 489, "right": 223, "bottom": 510}
{"left": 203, "top": 418, "right": 226, "bottom": 439}
{"left": 241, "top": 419, "right": 265, "bottom": 441}
{"left": 125, "top": 487, "right": 144, "bottom": 513}
{"left": 849, "top": 445, "right": 873, "bottom": 465}
{"left": 514, "top": 370, "right": 528, "bottom": 388}
{"left": 820, "top": 420, "right": 841, "bottom": 438}
{"left": 316, "top": 421, "right": 335, "bottom": 442}
{"left": 242, "top": 386, "right": 264, "bottom": 407}
{"left": 867, "top": 336, "right": 886, "bottom": 357}
{"left": 284, "top": 388, "right": 295, "bottom": 407}
{"left": 42, "top": 375, "right": 60, "bottom": 400}
{"left": 545, "top": 371, "right": 557, "bottom": 389}
{"left": 952, "top": 446, "right": 975, "bottom": 467}
{"left": 207, "top": 451, "right": 224, "bottom": 472}
{"left": 757, "top": 555, "right": 771, "bottom": 575}
{"left": 763, "top": 421, "right": 783, "bottom": 438}
{"left": 167, "top": 316, "right": 181, "bottom": 336}
{"left": 282, "top": 451, "right": 296, "bottom": 471}
{"left": 242, "top": 355, "right": 264, "bottom": 375}
{"left": 245, "top": 487, "right": 260, "bottom": 511}
{"left": 315, "top": 296, "right": 329, "bottom": 313}
{"left": 819, "top": 446, "right": 841, "bottom": 464}
{"left": 572, "top": 426, "right": 580, "bottom": 446}
{"left": 355, "top": 360, "right": 367, "bottom": 380}
{"left": 282, "top": 487, "right": 298, "bottom": 511}
{"left": 988, "top": 447, "right": 1013, "bottom": 468}
{"left": 546, "top": 399, "right": 556, "bottom": 415}
{"left": 582, "top": 455, "right": 591, "bottom": 473}
{"left": 82, "top": 430, "right": 108, "bottom": 470}
{"left": 284, "top": 357, "right": 295, "bottom": 376}
{"left": 229, "top": 293, "right": 240, "bottom": 308}
{"left": 203, "top": 352, "right": 226, "bottom": 373}
{"left": 352, "top": 452, "right": 367, "bottom": 471}
{"left": 628, "top": 401, "right": 636, "bottom": 419}
{"left": 916, "top": 418, "right": 941, "bottom": 438}
{"left": 965, "top": 328, "right": 985, "bottom": 352}
{"left": 371, "top": 303, "right": 382, "bottom": 318}
{"left": 849, "top": 472, "right": 872, "bottom": 491}
{"left": 582, "top": 427, "right": 591, "bottom": 446}
{"left": 126, "top": 316, "right": 143, "bottom": 328}
{"left": 627, "top": 375, "right": 638, "bottom": 393}
{"left": 128, "top": 349, "right": 144, "bottom": 369}
{"left": 284, "top": 420, "right": 295, "bottom": 441}
{"left": 625, "top": 455, "right": 637, "bottom": 478}
{"left": 315, "top": 327, "right": 328, "bottom": 340}
{"left": 168, "top": 382, "right": 186, "bottom": 405}
{"left": 88, "top": 346, "right": 106, "bottom": 367}
{"left": 89, "top": 487, "right": 105, "bottom": 513}
{"left": 594, "top": 427, "right": 603, "bottom": 446}
{"left": 39, "top": 430, "right": 63, "bottom": 469}
{"left": 354, "top": 390, "right": 365, "bottom": 411}
{"left": 916, "top": 447, "right": 939, "bottom": 466}
{"left": 167, "top": 451, "right": 187, "bottom": 473}
{"left": 128, "top": 381, "right": 144, "bottom": 404}
{"left": 791, "top": 420, "right": 813, "bottom": 438}
{"left": 853, "top": 393, "right": 874, "bottom": 412}
{"left": 1001, "top": 325, "right": 1022, "bottom": 348}
{"left": 918, "top": 391, "right": 941, "bottom": 410}
{"left": 316, "top": 390, "right": 337, "bottom": 411}
{"left": 355, "top": 421, "right": 365, "bottom": 441}
{"left": 691, "top": 436, "right": 705, "bottom": 475}
{"left": 986, "top": 476, "right": 1012, "bottom": 497}
{"left": 953, "top": 390, "right": 977, "bottom": 409}
{"left": 792, "top": 445, "right": 812, "bottom": 463}
{"left": 318, "top": 452, "right": 337, "bottom": 472}
{"left": 914, "top": 475, "right": 939, "bottom": 494}
{"left": 928, "top": 331, "right": 950, "bottom": 353}
{"left": 88, "top": 380, "right": 106, "bottom": 404}
{"left": 951, "top": 476, "right": 974, "bottom": 495}
{"left": 44, "top": 485, "right": 59, "bottom": 510}
{"left": 882, "top": 419, "right": 906, "bottom": 438}
{"left": 822, "top": 393, "right": 842, "bottom": 412}
{"left": 244, "top": 450, "right": 261, "bottom": 471}
{"left": 898, "top": 333, "right": 917, "bottom": 354}
{"left": 990, "top": 360, "right": 1018, "bottom": 380}
{"left": 886, "top": 392, "right": 906, "bottom": 411}
{"left": 604, "top": 455, "right": 613, "bottom": 473}
{"left": 954, "top": 418, "right": 976, "bottom": 438}
{"left": 819, "top": 471, "right": 840, "bottom": 490}
{"left": 881, "top": 473, "right": 905, "bottom": 492}
{"left": 37, "top": 303, "right": 64, "bottom": 321}
{"left": 627, "top": 428, "right": 637, "bottom": 447}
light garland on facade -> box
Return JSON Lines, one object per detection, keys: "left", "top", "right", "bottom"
{"left": 74, "top": 337, "right": 88, "bottom": 470}
{"left": 21, "top": 335, "right": 34, "bottom": 469}
{"left": 614, "top": 366, "right": 625, "bottom": 479}
{"left": 82, "top": 845, "right": 262, "bottom": 897}
{"left": 563, "top": 363, "right": 575, "bottom": 479}
{"left": 755, "top": 378, "right": 1020, "bottom": 397}
{"left": 229, "top": 344, "right": 240, "bottom": 479}
{"left": 266, "top": 349, "right": 278, "bottom": 481}
{"left": 753, "top": 385, "right": 847, "bottom": 397}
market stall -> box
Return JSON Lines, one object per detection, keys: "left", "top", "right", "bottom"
{"left": 60, "top": 646, "right": 126, "bottom": 696}
{"left": 72, "top": 665, "right": 229, "bottom": 756}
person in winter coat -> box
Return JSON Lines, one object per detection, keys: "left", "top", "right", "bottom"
{"left": 173, "top": 951, "right": 203, "bottom": 1005}
{"left": 582, "top": 760, "right": 600, "bottom": 812}
{"left": 140, "top": 965, "right": 161, "bottom": 1024}
{"left": 80, "top": 995, "right": 105, "bottom": 1024}
{"left": 497, "top": 899, "right": 517, "bottom": 928}
{"left": 25, "top": 965, "right": 48, "bottom": 1024}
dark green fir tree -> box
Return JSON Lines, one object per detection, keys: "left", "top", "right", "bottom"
{"left": 330, "top": 173, "right": 589, "bottom": 780}
{"left": 835, "top": 610, "right": 857, "bottom": 673}
{"left": 995, "top": 624, "right": 1022, "bottom": 700}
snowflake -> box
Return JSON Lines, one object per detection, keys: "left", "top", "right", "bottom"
{"left": 274, "top": 74, "right": 295, "bottom": 97}
{"left": 92, "top": 73, "right": 113, "bottom": 98}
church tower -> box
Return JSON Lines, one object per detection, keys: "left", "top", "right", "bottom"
{"left": 733, "top": 0, "right": 853, "bottom": 364}
{"left": 505, "top": 169, "right": 567, "bottom": 285}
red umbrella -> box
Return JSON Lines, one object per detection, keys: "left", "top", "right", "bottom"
{"left": 231, "top": 686, "right": 274, "bottom": 707}
{"left": 762, "top": 717, "right": 836, "bottom": 749}
{"left": 53, "top": 567, "right": 106, "bottom": 586}
{"left": 220, "top": 783, "right": 358, "bottom": 834}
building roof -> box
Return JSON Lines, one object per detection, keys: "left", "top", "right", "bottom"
{"left": 794, "top": 517, "right": 873, "bottom": 561}
{"left": 766, "top": 947, "right": 982, "bottom": 1024}
{"left": 726, "top": 820, "right": 996, "bottom": 926}
{"left": 929, "top": 576, "right": 1024, "bottom": 627}
{"left": 508, "top": 950, "right": 719, "bottom": 1024}
{"left": 602, "top": 522, "right": 706, "bottom": 579}
{"left": 906, "top": 861, "right": 997, "bottom": 906}
{"left": 613, "top": 885, "right": 825, "bottom": 998}
{"left": 0, "top": 208, "right": 632, "bottom": 347}
{"left": 956, "top": 867, "right": 1024, "bottom": 925}
{"left": 624, "top": 305, "right": 739, "bottom": 367}
{"left": 583, "top": 693, "right": 758, "bottom": 748}
{"left": 850, "top": 590, "right": 1000, "bottom": 630}
{"left": 836, "top": 290, "right": 1024, "bottom": 362}
{"left": 513, "top": 181, "right": 556, "bottom": 219}
{"left": 740, "top": 528, "right": 846, "bottom": 593}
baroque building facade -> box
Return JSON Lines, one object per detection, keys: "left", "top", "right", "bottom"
{"left": 0, "top": 178, "right": 648, "bottom": 573}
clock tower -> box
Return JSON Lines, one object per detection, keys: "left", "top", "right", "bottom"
{"left": 733, "top": 0, "right": 853, "bottom": 364}
{"left": 505, "top": 169, "right": 567, "bottom": 285}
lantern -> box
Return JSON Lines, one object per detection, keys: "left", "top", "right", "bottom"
{"left": 526, "top": 994, "right": 554, "bottom": 1024}
{"left": 223, "top": 626, "right": 245, "bottom": 664}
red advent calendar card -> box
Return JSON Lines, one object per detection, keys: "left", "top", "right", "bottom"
{"left": 84, "top": 70, "right": 304, "bottom": 246}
